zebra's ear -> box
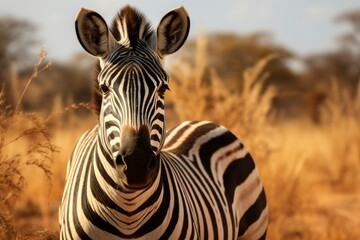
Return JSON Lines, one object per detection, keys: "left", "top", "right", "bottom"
{"left": 157, "top": 6, "right": 190, "bottom": 56}
{"left": 75, "top": 8, "right": 115, "bottom": 58}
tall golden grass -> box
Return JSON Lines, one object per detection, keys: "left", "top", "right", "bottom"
{"left": 0, "top": 50, "right": 59, "bottom": 239}
{"left": 168, "top": 32, "right": 276, "bottom": 159}
{"left": 1, "top": 34, "right": 359, "bottom": 239}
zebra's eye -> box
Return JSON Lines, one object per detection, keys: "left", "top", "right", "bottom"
{"left": 100, "top": 84, "right": 110, "bottom": 94}
{"left": 158, "top": 84, "right": 170, "bottom": 98}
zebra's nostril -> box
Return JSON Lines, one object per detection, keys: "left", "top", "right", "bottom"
{"left": 116, "top": 155, "right": 125, "bottom": 166}
{"left": 148, "top": 154, "right": 157, "bottom": 170}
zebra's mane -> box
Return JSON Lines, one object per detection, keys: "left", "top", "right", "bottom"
{"left": 92, "top": 62, "right": 102, "bottom": 116}
{"left": 110, "top": 5, "right": 154, "bottom": 49}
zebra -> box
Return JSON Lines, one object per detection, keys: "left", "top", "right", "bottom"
{"left": 59, "top": 5, "right": 268, "bottom": 240}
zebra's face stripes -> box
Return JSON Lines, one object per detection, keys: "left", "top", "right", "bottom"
{"left": 75, "top": 5, "right": 190, "bottom": 189}
{"left": 97, "top": 45, "right": 168, "bottom": 187}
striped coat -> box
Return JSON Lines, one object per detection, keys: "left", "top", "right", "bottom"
{"left": 60, "top": 121, "right": 267, "bottom": 239}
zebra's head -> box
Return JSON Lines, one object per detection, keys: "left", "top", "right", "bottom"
{"left": 75, "top": 6, "right": 190, "bottom": 189}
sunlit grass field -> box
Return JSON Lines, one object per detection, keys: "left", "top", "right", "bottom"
{"left": 1, "top": 41, "right": 359, "bottom": 239}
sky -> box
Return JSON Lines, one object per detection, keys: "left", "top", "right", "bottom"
{"left": 0, "top": 0, "right": 359, "bottom": 62}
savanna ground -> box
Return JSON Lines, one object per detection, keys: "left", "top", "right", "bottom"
{"left": 1, "top": 37, "right": 360, "bottom": 239}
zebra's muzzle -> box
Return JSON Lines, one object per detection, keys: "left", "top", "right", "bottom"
{"left": 116, "top": 125, "right": 159, "bottom": 189}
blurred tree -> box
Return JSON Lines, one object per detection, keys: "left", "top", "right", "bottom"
{"left": 20, "top": 54, "right": 94, "bottom": 114}
{"left": 336, "top": 9, "right": 360, "bottom": 51}
{"left": 179, "top": 32, "right": 297, "bottom": 91}
{"left": 303, "top": 9, "right": 360, "bottom": 92}
{"left": 0, "top": 17, "right": 37, "bottom": 81}
{"left": 0, "top": 17, "right": 37, "bottom": 107}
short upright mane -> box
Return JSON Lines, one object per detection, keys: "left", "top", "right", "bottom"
{"left": 110, "top": 5, "right": 154, "bottom": 49}
{"left": 92, "top": 63, "right": 102, "bottom": 116}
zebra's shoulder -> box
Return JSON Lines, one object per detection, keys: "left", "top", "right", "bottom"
{"left": 162, "top": 120, "right": 245, "bottom": 155}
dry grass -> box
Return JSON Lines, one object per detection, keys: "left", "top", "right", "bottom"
{"left": 0, "top": 49, "right": 95, "bottom": 239}
{"left": 0, "top": 50, "right": 57, "bottom": 239}
{"left": 1, "top": 35, "right": 359, "bottom": 239}
{"left": 168, "top": 33, "right": 277, "bottom": 160}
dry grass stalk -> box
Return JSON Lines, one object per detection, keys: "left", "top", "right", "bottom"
{"left": 0, "top": 49, "right": 57, "bottom": 239}
{"left": 47, "top": 102, "right": 93, "bottom": 122}
{"left": 14, "top": 48, "right": 52, "bottom": 112}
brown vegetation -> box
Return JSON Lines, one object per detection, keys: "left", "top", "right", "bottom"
{"left": 0, "top": 50, "right": 58, "bottom": 239}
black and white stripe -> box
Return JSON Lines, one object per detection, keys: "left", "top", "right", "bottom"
{"left": 60, "top": 5, "right": 268, "bottom": 240}
{"left": 97, "top": 43, "right": 168, "bottom": 156}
